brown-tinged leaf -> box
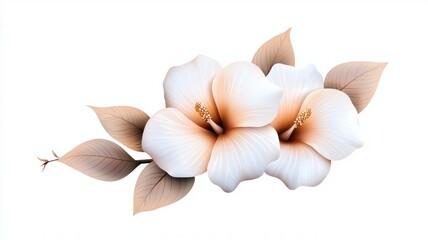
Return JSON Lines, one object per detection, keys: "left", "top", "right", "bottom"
{"left": 324, "top": 62, "right": 387, "bottom": 112}
{"left": 133, "top": 162, "right": 194, "bottom": 213}
{"left": 59, "top": 139, "right": 140, "bottom": 181}
{"left": 52, "top": 150, "right": 59, "bottom": 158}
{"left": 252, "top": 28, "right": 295, "bottom": 75}
{"left": 89, "top": 106, "right": 149, "bottom": 152}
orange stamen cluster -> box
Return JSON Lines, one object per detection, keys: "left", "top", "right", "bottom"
{"left": 195, "top": 101, "right": 212, "bottom": 122}
{"left": 294, "top": 108, "right": 311, "bottom": 128}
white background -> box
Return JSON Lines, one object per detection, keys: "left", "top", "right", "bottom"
{"left": 1, "top": 0, "right": 428, "bottom": 239}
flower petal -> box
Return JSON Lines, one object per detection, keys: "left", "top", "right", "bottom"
{"left": 292, "top": 89, "right": 364, "bottom": 160}
{"left": 212, "top": 62, "right": 282, "bottom": 129}
{"left": 265, "top": 142, "right": 331, "bottom": 190}
{"left": 268, "top": 64, "right": 323, "bottom": 133}
{"left": 163, "top": 55, "right": 221, "bottom": 129}
{"left": 142, "top": 108, "right": 217, "bottom": 177}
{"left": 208, "top": 126, "right": 280, "bottom": 192}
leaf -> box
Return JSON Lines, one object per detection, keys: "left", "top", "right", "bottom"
{"left": 324, "top": 62, "right": 387, "bottom": 112}
{"left": 133, "top": 162, "right": 194, "bottom": 213}
{"left": 89, "top": 106, "right": 149, "bottom": 152}
{"left": 252, "top": 28, "right": 295, "bottom": 75}
{"left": 52, "top": 150, "right": 59, "bottom": 158}
{"left": 59, "top": 139, "right": 140, "bottom": 181}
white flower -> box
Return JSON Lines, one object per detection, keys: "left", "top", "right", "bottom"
{"left": 142, "top": 55, "right": 282, "bottom": 192}
{"left": 265, "top": 64, "right": 364, "bottom": 189}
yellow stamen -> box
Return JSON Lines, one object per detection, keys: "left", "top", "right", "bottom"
{"left": 294, "top": 108, "right": 311, "bottom": 128}
{"left": 195, "top": 101, "right": 212, "bottom": 122}
{"left": 194, "top": 101, "right": 224, "bottom": 135}
{"left": 279, "top": 108, "right": 312, "bottom": 141}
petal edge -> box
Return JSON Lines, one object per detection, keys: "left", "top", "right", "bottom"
{"left": 163, "top": 55, "right": 221, "bottom": 129}
{"left": 268, "top": 64, "right": 323, "bottom": 133}
{"left": 208, "top": 126, "right": 280, "bottom": 192}
{"left": 266, "top": 142, "right": 331, "bottom": 190}
{"left": 142, "top": 108, "right": 217, "bottom": 177}
{"left": 293, "top": 89, "right": 364, "bottom": 160}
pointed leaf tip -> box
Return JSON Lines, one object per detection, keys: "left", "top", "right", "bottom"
{"left": 52, "top": 150, "right": 59, "bottom": 158}
{"left": 252, "top": 28, "right": 295, "bottom": 75}
{"left": 324, "top": 61, "right": 387, "bottom": 112}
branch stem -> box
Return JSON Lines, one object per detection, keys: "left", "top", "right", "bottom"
{"left": 38, "top": 158, "right": 59, "bottom": 171}
{"left": 135, "top": 159, "right": 153, "bottom": 164}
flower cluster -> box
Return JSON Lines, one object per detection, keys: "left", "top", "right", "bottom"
{"left": 40, "top": 28, "right": 386, "bottom": 213}
{"left": 142, "top": 56, "right": 364, "bottom": 192}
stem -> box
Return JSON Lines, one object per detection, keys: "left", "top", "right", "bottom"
{"left": 135, "top": 159, "right": 153, "bottom": 164}
{"left": 38, "top": 157, "right": 59, "bottom": 171}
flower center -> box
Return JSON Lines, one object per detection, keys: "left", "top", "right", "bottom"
{"left": 279, "top": 108, "right": 311, "bottom": 141}
{"left": 195, "top": 101, "right": 224, "bottom": 135}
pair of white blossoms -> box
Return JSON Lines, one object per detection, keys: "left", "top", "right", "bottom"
{"left": 142, "top": 55, "right": 363, "bottom": 192}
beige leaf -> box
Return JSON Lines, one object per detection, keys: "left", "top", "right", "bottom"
{"left": 252, "top": 28, "right": 295, "bottom": 75}
{"left": 134, "top": 162, "right": 194, "bottom": 213}
{"left": 89, "top": 106, "right": 149, "bottom": 152}
{"left": 59, "top": 139, "right": 140, "bottom": 181}
{"left": 324, "top": 62, "right": 387, "bottom": 112}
